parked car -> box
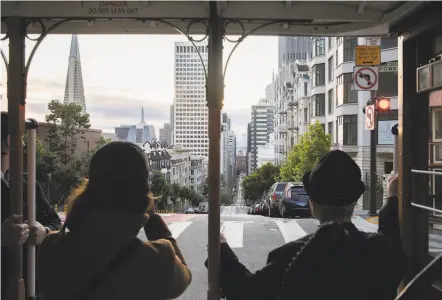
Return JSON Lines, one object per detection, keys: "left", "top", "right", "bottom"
{"left": 185, "top": 207, "right": 195, "bottom": 214}
{"left": 279, "top": 182, "right": 310, "bottom": 218}
{"left": 260, "top": 190, "right": 269, "bottom": 215}
{"left": 266, "top": 182, "right": 287, "bottom": 217}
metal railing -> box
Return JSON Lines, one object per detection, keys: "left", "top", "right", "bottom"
{"left": 410, "top": 169, "right": 442, "bottom": 214}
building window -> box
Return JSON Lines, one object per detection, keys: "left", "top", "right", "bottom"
{"left": 312, "top": 64, "right": 325, "bottom": 87}
{"left": 328, "top": 121, "right": 334, "bottom": 142}
{"left": 313, "top": 94, "right": 325, "bottom": 116}
{"left": 343, "top": 37, "right": 357, "bottom": 62}
{"left": 371, "top": 62, "right": 398, "bottom": 98}
{"left": 335, "top": 49, "right": 339, "bottom": 67}
{"left": 338, "top": 115, "right": 358, "bottom": 145}
{"left": 304, "top": 82, "right": 308, "bottom": 96}
{"left": 328, "top": 56, "right": 334, "bottom": 82}
{"left": 328, "top": 88, "right": 334, "bottom": 114}
{"left": 304, "top": 108, "right": 308, "bottom": 123}
{"left": 328, "top": 37, "right": 334, "bottom": 49}
{"left": 381, "top": 37, "right": 398, "bottom": 50}
{"left": 337, "top": 73, "right": 358, "bottom": 105}
{"left": 315, "top": 38, "right": 325, "bottom": 56}
{"left": 321, "top": 123, "right": 326, "bottom": 133}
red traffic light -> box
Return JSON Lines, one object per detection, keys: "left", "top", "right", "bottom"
{"left": 376, "top": 98, "right": 391, "bottom": 111}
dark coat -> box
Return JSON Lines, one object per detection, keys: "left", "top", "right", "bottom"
{"left": 216, "top": 197, "right": 407, "bottom": 300}
{"left": 1, "top": 173, "right": 62, "bottom": 298}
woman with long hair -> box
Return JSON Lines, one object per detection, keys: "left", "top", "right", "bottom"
{"left": 37, "top": 141, "right": 191, "bottom": 300}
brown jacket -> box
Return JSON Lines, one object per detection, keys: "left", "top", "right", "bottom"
{"left": 37, "top": 211, "right": 191, "bottom": 300}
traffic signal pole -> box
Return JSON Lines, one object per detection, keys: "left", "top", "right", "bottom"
{"left": 369, "top": 97, "right": 378, "bottom": 216}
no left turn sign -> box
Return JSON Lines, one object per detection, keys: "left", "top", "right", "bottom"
{"left": 354, "top": 66, "right": 379, "bottom": 91}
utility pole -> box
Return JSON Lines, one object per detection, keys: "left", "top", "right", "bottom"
{"left": 369, "top": 97, "right": 377, "bottom": 216}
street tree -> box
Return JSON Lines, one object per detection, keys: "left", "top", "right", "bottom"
{"left": 279, "top": 121, "right": 331, "bottom": 182}
{"left": 241, "top": 163, "right": 279, "bottom": 203}
{"left": 151, "top": 170, "right": 167, "bottom": 197}
{"left": 221, "top": 191, "right": 234, "bottom": 205}
{"left": 44, "top": 100, "right": 91, "bottom": 195}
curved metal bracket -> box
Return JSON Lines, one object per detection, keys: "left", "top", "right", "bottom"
{"left": 222, "top": 20, "right": 280, "bottom": 78}
{"left": 24, "top": 19, "right": 71, "bottom": 78}
{"left": 139, "top": 19, "right": 209, "bottom": 79}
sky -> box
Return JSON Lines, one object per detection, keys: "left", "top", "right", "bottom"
{"left": 0, "top": 34, "right": 277, "bottom": 144}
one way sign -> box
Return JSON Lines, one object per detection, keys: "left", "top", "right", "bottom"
{"left": 379, "top": 61, "right": 398, "bottom": 72}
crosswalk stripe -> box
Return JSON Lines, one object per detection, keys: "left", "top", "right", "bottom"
{"left": 168, "top": 221, "right": 193, "bottom": 239}
{"left": 274, "top": 220, "right": 308, "bottom": 243}
{"left": 221, "top": 221, "right": 244, "bottom": 248}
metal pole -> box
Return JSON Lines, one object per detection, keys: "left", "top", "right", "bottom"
{"left": 6, "top": 17, "right": 27, "bottom": 300}
{"left": 369, "top": 97, "right": 377, "bottom": 216}
{"left": 26, "top": 119, "right": 38, "bottom": 299}
{"left": 392, "top": 124, "right": 399, "bottom": 173}
{"left": 207, "top": 2, "right": 223, "bottom": 300}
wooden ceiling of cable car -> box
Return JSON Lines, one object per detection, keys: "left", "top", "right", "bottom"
{"left": 0, "top": 1, "right": 424, "bottom": 37}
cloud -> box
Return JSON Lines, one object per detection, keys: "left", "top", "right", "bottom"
{"left": 20, "top": 77, "right": 172, "bottom": 133}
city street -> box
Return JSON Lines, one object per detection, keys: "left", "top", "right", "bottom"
{"left": 138, "top": 209, "right": 389, "bottom": 300}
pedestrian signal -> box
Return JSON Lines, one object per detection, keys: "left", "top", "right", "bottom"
{"left": 376, "top": 98, "right": 391, "bottom": 111}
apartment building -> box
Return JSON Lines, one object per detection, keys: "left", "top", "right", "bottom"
{"left": 190, "top": 156, "right": 204, "bottom": 192}
{"left": 273, "top": 36, "right": 399, "bottom": 209}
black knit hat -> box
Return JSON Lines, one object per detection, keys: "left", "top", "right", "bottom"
{"left": 1, "top": 111, "right": 9, "bottom": 141}
{"left": 302, "top": 150, "right": 365, "bottom": 206}
{"left": 88, "top": 141, "right": 149, "bottom": 188}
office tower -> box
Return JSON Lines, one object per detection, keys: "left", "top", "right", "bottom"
{"left": 250, "top": 102, "right": 274, "bottom": 172}
{"left": 159, "top": 123, "right": 173, "bottom": 146}
{"left": 173, "top": 41, "right": 209, "bottom": 156}
{"left": 114, "top": 107, "right": 157, "bottom": 144}
{"left": 63, "top": 34, "right": 86, "bottom": 113}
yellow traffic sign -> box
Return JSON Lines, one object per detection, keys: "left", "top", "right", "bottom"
{"left": 356, "top": 45, "right": 381, "bottom": 66}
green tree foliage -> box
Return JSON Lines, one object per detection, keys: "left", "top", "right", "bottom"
{"left": 221, "top": 191, "right": 234, "bottom": 205}
{"left": 242, "top": 163, "right": 279, "bottom": 202}
{"left": 279, "top": 121, "right": 332, "bottom": 182}
{"left": 44, "top": 100, "right": 91, "bottom": 195}
{"left": 151, "top": 170, "right": 167, "bottom": 196}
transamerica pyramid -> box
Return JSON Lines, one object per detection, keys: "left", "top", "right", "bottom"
{"left": 63, "top": 34, "right": 86, "bottom": 114}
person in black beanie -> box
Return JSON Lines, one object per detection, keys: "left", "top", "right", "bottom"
{"left": 209, "top": 150, "right": 407, "bottom": 300}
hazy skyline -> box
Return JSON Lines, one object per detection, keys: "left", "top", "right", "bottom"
{"left": 0, "top": 34, "right": 277, "bottom": 139}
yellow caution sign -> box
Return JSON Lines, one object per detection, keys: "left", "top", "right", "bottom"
{"left": 356, "top": 45, "right": 381, "bottom": 66}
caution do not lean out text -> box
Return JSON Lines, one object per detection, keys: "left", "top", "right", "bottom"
{"left": 356, "top": 45, "right": 381, "bottom": 66}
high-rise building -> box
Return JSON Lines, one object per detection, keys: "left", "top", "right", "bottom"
{"left": 278, "top": 36, "right": 313, "bottom": 68}
{"left": 170, "top": 104, "right": 175, "bottom": 145}
{"left": 173, "top": 41, "right": 208, "bottom": 156}
{"left": 250, "top": 101, "right": 274, "bottom": 172}
{"left": 114, "top": 107, "right": 157, "bottom": 144}
{"left": 159, "top": 123, "right": 172, "bottom": 146}
{"left": 63, "top": 34, "right": 86, "bottom": 114}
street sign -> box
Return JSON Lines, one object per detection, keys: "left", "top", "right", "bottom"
{"left": 356, "top": 45, "right": 381, "bottom": 66}
{"left": 365, "top": 105, "right": 375, "bottom": 131}
{"left": 379, "top": 61, "right": 398, "bottom": 72}
{"left": 354, "top": 66, "right": 379, "bottom": 91}
{"left": 366, "top": 37, "right": 381, "bottom": 46}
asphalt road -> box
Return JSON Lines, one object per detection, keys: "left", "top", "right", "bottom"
{"left": 137, "top": 209, "right": 385, "bottom": 300}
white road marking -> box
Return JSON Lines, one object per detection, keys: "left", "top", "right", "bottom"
{"left": 168, "top": 221, "right": 193, "bottom": 239}
{"left": 274, "top": 220, "right": 308, "bottom": 243}
{"left": 221, "top": 221, "right": 244, "bottom": 248}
